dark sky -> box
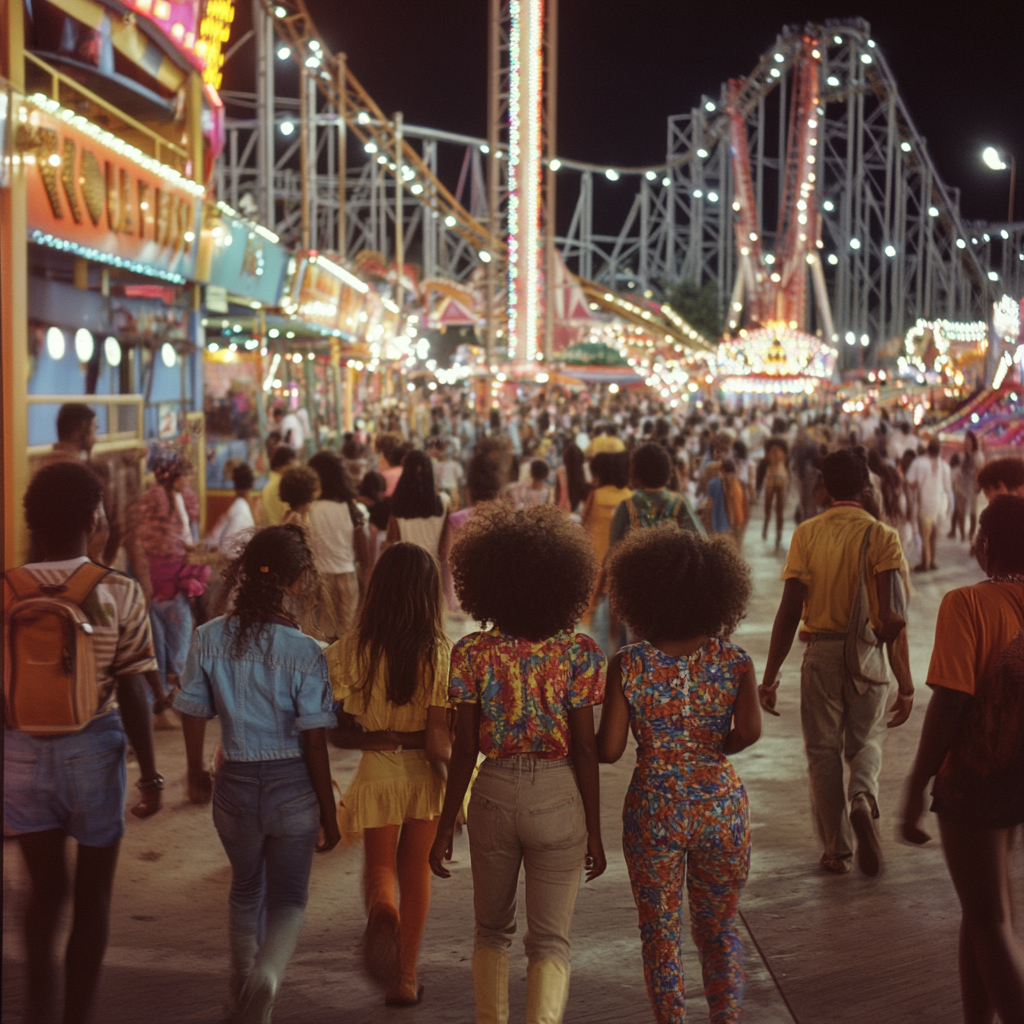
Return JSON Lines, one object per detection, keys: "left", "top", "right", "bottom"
{"left": 227, "top": 0, "right": 1023, "bottom": 228}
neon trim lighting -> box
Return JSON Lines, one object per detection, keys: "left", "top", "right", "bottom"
{"left": 508, "top": 0, "right": 543, "bottom": 364}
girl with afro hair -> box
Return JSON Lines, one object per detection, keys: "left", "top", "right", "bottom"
{"left": 429, "top": 504, "right": 606, "bottom": 1024}
{"left": 597, "top": 524, "right": 761, "bottom": 1024}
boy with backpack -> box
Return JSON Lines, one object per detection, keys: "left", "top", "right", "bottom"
{"left": 4, "top": 461, "right": 163, "bottom": 1024}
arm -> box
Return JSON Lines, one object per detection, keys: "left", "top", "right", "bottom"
{"left": 126, "top": 533, "right": 153, "bottom": 606}
{"left": 332, "top": 709, "right": 426, "bottom": 749}
{"left": 180, "top": 712, "right": 213, "bottom": 804}
{"left": 429, "top": 704, "right": 481, "bottom": 878}
{"left": 758, "top": 577, "right": 807, "bottom": 714}
{"left": 580, "top": 490, "right": 596, "bottom": 530}
{"left": 899, "top": 686, "right": 971, "bottom": 843}
{"left": 595, "top": 653, "right": 630, "bottom": 763}
{"left": 569, "top": 705, "right": 606, "bottom": 881}
{"left": 300, "top": 729, "right": 341, "bottom": 853}
{"left": 885, "top": 629, "right": 914, "bottom": 727}
{"left": 116, "top": 673, "right": 161, "bottom": 818}
{"left": 384, "top": 515, "right": 400, "bottom": 548}
{"left": 425, "top": 705, "right": 452, "bottom": 782}
{"left": 873, "top": 568, "right": 906, "bottom": 645}
{"left": 352, "top": 521, "right": 370, "bottom": 591}
{"left": 723, "top": 665, "right": 762, "bottom": 753}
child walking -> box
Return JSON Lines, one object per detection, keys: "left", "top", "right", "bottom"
{"left": 429, "top": 504, "right": 606, "bottom": 1024}
{"left": 326, "top": 543, "right": 452, "bottom": 1006}
{"left": 174, "top": 524, "right": 340, "bottom": 1023}
{"left": 597, "top": 524, "right": 761, "bottom": 1024}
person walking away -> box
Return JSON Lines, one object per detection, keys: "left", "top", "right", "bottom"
{"left": 386, "top": 450, "right": 450, "bottom": 560}
{"left": 901, "top": 495, "right": 1024, "bottom": 1024}
{"left": 429, "top": 505, "right": 607, "bottom": 1024}
{"left": 960, "top": 431, "right": 982, "bottom": 541}
{"left": 905, "top": 439, "right": 953, "bottom": 572}
{"left": 598, "top": 524, "right": 761, "bottom": 1024}
{"left": 5, "top": 462, "right": 163, "bottom": 1024}
{"left": 761, "top": 438, "right": 789, "bottom": 548}
{"left": 430, "top": 439, "right": 465, "bottom": 510}
{"left": 326, "top": 544, "right": 452, "bottom": 1006}
{"left": 556, "top": 443, "right": 588, "bottom": 515}
{"left": 359, "top": 470, "right": 391, "bottom": 570}
{"left": 581, "top": 452, "right": 633, "bottom": 568}
{"left": 307, "top": 450, "right": 369, "bottom": 642}
{"left": 705, "top": 460, "right": 748, "bottom": 546}
{"left": 278, "top": 464, "right": 320, "bottom": 529}
{"left": 376, "top": 433, "right": 406, "bottom": 497}
{"left": 208, "top": 463, "right": 256, "bottom": 555}
{"left": 512, "top": 459, "right": 555, "bottom": 509}
{"left": 759, "top": 450, "right": 915, "bottom": 875}
{"left": 259, "top": 445, "right": 297, "bottom": 526}
{"left": 126, "top": 450, "right": 207, "bottom": 725}
{"left": 948, "top": 453, "right": 969, "bottom": 542}
{"left": 174, "top": 525, "right": 341, "bottom": 1023}
{"left": 272, "top": 405, "right": 305, "bottom": 455}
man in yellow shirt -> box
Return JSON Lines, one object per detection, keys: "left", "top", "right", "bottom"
{"left": 759, "top": 450, "right": 914, "bottom": 876}
{"left": 585, "top": 425, "right": 626, "bottom": 458}
{"left": 260, "top": 445, "right": 297, "bottom": 525}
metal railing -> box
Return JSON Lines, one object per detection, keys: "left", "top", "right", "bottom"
{"left": 26, "top": 394, "right": 145, "bottom": 456}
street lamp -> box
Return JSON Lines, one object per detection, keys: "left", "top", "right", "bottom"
{"left": 982, "top": 146, "right": 1016, "bottom": 222}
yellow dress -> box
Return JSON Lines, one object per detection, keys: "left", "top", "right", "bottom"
{"left": 585, "top": 485, "right": 634, "bottom": 565}
{"left": 325, "top": 633, "right": 451, "bottom": 830}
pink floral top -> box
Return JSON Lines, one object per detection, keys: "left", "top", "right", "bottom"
{"left": 128, "top": 485, "right": 199, "bottom": 562}
{"left": 449, "top": 629, "right": 605, "bottom": 759}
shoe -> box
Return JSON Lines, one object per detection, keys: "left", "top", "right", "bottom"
{"left": 820, "top": 854, "right": 852, "bottom": 874}
{"left": 385, "top": 983, "right": 425, "bottom": 1007}
{"left": 913, "top": 564, "right": 928, "bottom": 573}
{"left": 850, "top": 794, "right": 882, "bottom": 876}
{"left": 927, "top": 564, "right": 938, "bottom": 571}
{"left": 363, "top": 903, "right": 401, "bottom": 989}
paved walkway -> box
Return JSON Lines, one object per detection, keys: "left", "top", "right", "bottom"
{"left": 4, "top": 515, "right": 1022, "bottom": 1023}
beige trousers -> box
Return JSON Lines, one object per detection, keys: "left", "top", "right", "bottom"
{"left": 800, "top": 638, "right": 888, "bottom": 861}
{"left": 468, "top": 758, "right": 587, "bottom": 967}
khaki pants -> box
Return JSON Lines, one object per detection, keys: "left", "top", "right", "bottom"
{"left": 468, "top": 758, "right": 587, "bottom": 966}
{"left": 800, "top": 638, "right": 888, "bottom": 861}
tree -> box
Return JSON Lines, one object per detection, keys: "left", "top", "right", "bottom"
{"left": 662, "top": 281, "right": 723, "bottom": 341}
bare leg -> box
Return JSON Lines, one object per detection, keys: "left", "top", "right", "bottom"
{"left": 17, "top": 830, "right": 69, "bottom": 1024}
{"left": 939, "top": 816, "right": 1024, "bottom": 1024}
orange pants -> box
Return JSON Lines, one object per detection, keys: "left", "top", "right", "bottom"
{"left": 363, "top": 819, "right": 439, "bottom": 986}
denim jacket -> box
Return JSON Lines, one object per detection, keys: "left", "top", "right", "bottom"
{"left": 174, "top": 616, "right": 337, "bottom": 762}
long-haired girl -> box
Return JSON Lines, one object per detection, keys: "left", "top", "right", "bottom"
{"left": 326, "top": 543, "right": 452, "bottom": 1006}
{"left": 174, "top": 525, "right": 340, "bottom": 1024}
{"left": 429, "top": 504, "right": 606, "bottom": 1024}
{"left": 597, "top": 524, "right": 761, "bottom": 1024}
{"left": 387, "top": 449, "right": 450, "bottom": 560}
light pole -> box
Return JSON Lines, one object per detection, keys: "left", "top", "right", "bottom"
{"left": 982, "top": 146, "right": 1016, "bottom": 222}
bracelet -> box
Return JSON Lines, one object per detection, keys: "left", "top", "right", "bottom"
{"left": 136, "top": 774, "right": 165, "bottom": 792}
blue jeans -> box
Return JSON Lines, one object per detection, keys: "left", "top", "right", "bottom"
{"left": 150, "top": 593, "right": 192, "bottom": 693}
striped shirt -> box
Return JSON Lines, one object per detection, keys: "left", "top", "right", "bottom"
{"left": 15, "top": 557, "right": 158, "bottom": 716}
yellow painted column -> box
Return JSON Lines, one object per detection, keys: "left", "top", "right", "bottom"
{"left": 2, "top": 0, "right": 29, "bottom": 567}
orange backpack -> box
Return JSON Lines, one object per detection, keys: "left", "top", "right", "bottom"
{"left": 3, "top": 562, "right": 109, "bottom": 735}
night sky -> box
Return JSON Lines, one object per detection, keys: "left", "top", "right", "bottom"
{"left": 225, "top": 0, "right": 1023, "bottom": 230}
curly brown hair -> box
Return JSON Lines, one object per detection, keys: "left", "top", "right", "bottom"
{"left": 606, "top": 523, "right": 751, "bottom": 641}
{"left": 449, "top": 504, "right": 596, "bottom": 640}
{"left": 278, "top": 465, "right": 320, "bottom": 509}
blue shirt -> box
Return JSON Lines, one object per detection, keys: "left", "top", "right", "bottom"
{"left": 175, "top": 616, "right": 336, "bottom": 762}
{"left": 706, "top": 477, "right": 731, "bottom": 534}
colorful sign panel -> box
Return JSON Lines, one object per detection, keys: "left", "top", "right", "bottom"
{"left": 17, "top": 95, "right": 203, "bottom": 283}
{"left": 288, "top": 255, "right": 367, "bottom": 335}
{"left": 205, "top": 210, "right": 290, "bottom": 307}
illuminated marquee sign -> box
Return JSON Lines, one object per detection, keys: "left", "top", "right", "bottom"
{"left": 17, "top": 95, "right": 203, "bottom": 283}
{"left": 287, "top": 254, "right": 368, "bottom": 335}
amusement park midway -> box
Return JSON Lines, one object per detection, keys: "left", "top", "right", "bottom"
{"left": 3, "top": 1, "right": 1024, "bottom": 1024}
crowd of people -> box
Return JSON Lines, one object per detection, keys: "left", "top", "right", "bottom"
{"left": 4, "top": 389, "right": 1024, "bottom": 1024}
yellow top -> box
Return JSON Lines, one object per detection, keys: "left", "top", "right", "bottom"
{"left": 261, "top": 470, "right": 286, "bottom": 525}
{"left": 782, "top": 505, "right": 904, "bottom": 634}
{"left": 325, "top": 631, "right": 451, "bottom": 731}
{"left": 585, "top": 435, "right": 627, "bottom": 457}
{"left": 584, "top": 485, "right": 633, "bottom": 565}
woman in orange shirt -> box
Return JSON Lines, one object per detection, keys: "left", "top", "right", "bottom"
{"left": 901, "top": 494, "right": 1024, "bottom": 1024}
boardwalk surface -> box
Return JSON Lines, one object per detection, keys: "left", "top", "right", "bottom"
{"left": 3, "top": 521, "right": 1022, "bottom": 1023}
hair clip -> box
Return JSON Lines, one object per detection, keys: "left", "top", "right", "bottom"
{"left": 260, "top": 566, "right": 270, "bottom": 573}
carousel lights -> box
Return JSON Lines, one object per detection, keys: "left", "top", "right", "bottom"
{"left": 25, "top": 96, "right": 205, "bottom": 196}
{"left": 30, "top": 231, "right": 187, "bottom": 283}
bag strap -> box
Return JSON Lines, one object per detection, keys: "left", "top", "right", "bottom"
{"left": 59, "top": 562, "right": 110, "bottom": 605}
{"left": 4, "top": 567, "right": 43, "bottom": 601}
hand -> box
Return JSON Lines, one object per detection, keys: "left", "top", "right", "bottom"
{"left": 887, "top": 691, "right": 914, "bottom": 729}
{"left": 758, "top": 680, "right": 781, "bottom": 716}
{"left": 187, "top": 769, "right": 213, "bottom": 805}
{"left": 130, "top": 786, "right": 162, "bottom": 819}
{"left": 316, "top": 817, "right": 341, "bottom": 853}
{"left": 429, "top": 822, "right": 456, "bottom": 878}
{"left": 899, "top": 785, "right": 931, "bottom": 845}
{"left": 584, "top": 833, "right": 606, "bottom": 882}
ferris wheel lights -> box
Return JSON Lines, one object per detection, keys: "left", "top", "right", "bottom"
{"left": 707, "top": 192, "right": 719, "bottom": 202}
{"left": 662, "top": 176, "right": 671, "bottom": 187}
{"left": 305, "top": 56, "right": 320, "bottom": 69}
{"left": 928, "top": 206, "right": 939, "bottom": 217}
{"left": 773, "top": 52, "right": 785, "bottom": 63}
{"left": 273, "top": 5, "right": 287, "bottom": 16}
{"left": 764, "top": 253, "right": 775, "bottom": 264}
{"left": 901, "top": 141, "right": 912, "bottom": 153}
{"left": 704, "top": 101, "right": 716, "bottom": 112}
{"left": 280, "top": 120, "right": 295, "bottom": 135}
{"left": 696, "top": 148, "right": 709, "bottom": 159}
{"left": 693, "top": 189, "right": 703, "bottom": 198}
{"left": 828, "top": 254, "right": 839, "bottom": 265}
{"left": 605, "top": 169, "right": 620, "bottom": 181}
{"left": 363, "top": 141, "right": 377, "bottom": 153}
{"left": 822, "top": 199, "right": 835, "bottom": 211}
{"left": 770, "top": 68, "right": 781, "bottom": 79}
{"left": 410, "top": 183, "right": 423, "bottom": 195}
{"left": 827, "top": 76, "right": 840, "bottom": 87}
{"left": 357, "top": 111, "right": 370, "bottom": 124}
{"left": 478, "top": 250, "right": 492, "bottom": 263}
{"left": 860, "top": 53, "right": 873, "bottom": 64}
{"left": 956, "top": 238, "right": 967, "bottom": 249}
{"left": 645, "top": 170, "right": 657, "bottom": 181}
{"left": 480, "top": 144, "right": 490, "bottom": 154}
{"left": 867, "top": 38, "right": 877, "bottom": 47}
{"left": 884, "top": 245, "right": 897, "bottom": 257}
{"left": 982, "top": 146, "right": 1008, "bottom": 171}
{"left": 845, "top": 332, "right": 855, "bottom": 345}
{"left": 988, "top": 271, "right": 1000, "bottom": 281}
{"left": 861, "top": 335, "right": 870, "bottom": 347}
{"left": 849, "top": 238, "right": 861, "bottom": 249}
{"left": 309, "top": 39, "right": 320, "bottom": 51}
{"left": 983, "top": 233, "right": 990, "bottom": 242}
{"left": 548, "top": 158, "right": 561, "bottom": 171}
{"left": 1001, "top": 229, "right": 1010, "bottom": 239}
{"left": 276, "top": 45, "right": 290, "bottom": 60}
{"left": 833, "top": 34, "right": 842, "bottom": 43}
{"left": 444, "top": 215, "right": 457, "bottom": 227}
{"left": 811, "top": 49, "right": 821, "bottom": 59}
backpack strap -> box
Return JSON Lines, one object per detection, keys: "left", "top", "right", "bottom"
{"left": 58, "top": 562, "right": 110, "bottom": 605}
{"left": 4, "top": 567, "right": 43, "bottom": 601}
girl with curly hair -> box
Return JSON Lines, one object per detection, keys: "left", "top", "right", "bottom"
{"left": 326, "top": 543, "right": 452, "bottom": 1007}
{"left": 597, "top": 524, "right": 761, "bottom": 1024}
{"left": 278, "top": 465, "right": 320, "bottom": 528}
{"left": 429, "top": 504, "right": 606, "bottom": 1024}
{"left": 174, "top": 525, "right": 340, "bottom": 1023}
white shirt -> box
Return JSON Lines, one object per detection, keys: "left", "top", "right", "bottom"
{"left": 308, "top": 499, "right": 368, "bottom": 575}
{"left": 280, "top": 412, "right": 304, "bottom": 451}
{"left": 208, "top": 496, "right": 255, "bottom": 556}
{"left": 906, "top": 455, "right": 952, "bottom": 518}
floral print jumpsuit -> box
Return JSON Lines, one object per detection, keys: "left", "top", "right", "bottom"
{"left": 620, "top": 638, "right": 752, "bottom": 1024}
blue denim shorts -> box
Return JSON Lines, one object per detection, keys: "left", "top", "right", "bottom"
{"left": 150, "top": 592, "right": 193, "bottom": 687}
{"left": 3, "top": 711, "right": 128, "bottom": 847}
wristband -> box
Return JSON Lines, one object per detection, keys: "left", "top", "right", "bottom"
{"left": 136, "top": 774, "right": 165, "bottom": 792}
